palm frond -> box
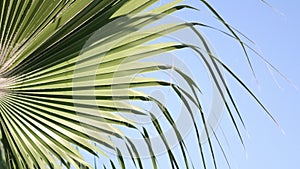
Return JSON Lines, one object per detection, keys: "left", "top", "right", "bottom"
{"left": 0, "top": 0, "right": 275, "bottom": 169}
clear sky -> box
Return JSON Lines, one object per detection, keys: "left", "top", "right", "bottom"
{"left": 178, "top": 0, "right": 300, "bottom": 169}
{"left": 81, "top": 1, "right": 300, "bottom": 168}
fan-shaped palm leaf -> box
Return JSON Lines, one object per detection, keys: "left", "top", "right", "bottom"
{"left": 0, "top": 0, "right": 276, "bottom": 169}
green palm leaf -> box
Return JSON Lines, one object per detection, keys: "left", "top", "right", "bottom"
{"left": 0, "top": 0, "right": 276, "bottom": 169}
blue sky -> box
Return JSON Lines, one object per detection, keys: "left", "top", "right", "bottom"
{"left": 121, "top": 1, "right": 300, "bottom": 168}
{"left": 80, "top": 1, "right": 300, "bottom": 168}
{"left": 179, "top": 0, "right": 300, "bottom": 169}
